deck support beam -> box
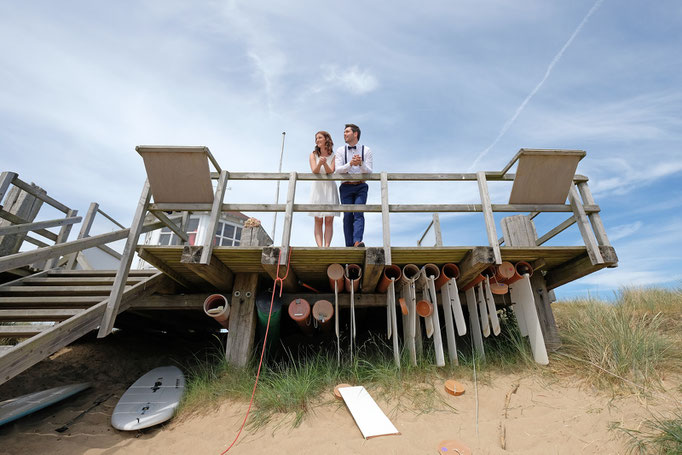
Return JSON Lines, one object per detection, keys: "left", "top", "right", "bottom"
{"left": 361, "top": 247, "right": 385, "bottom": 293}
{"left": 225, "top": 273, "right": 259, "bottom": 367}
{"left": 545, "top": 245, "right": 618, "bottom": 290}
{"left": 182, "top": 246, "right": 234, "bottom": 290}
{"left": 456, "top": 246, "right": 495, "bottom": 288}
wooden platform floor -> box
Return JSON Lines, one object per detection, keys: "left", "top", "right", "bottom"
{"left": 138, "top": 244, "right": 618, "bottom": 292}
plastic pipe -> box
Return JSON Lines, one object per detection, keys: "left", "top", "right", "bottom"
{"left": 400, "top": 264, "right": 420, "bottom": 286}
{"left": 327, "top": 263, "right": 344, "bottom": 292}
{"left": 435, "top": 263, "right": 460, "bottom": 290}
{"left": 288, "top": 298, "right": 313, "bottom": 335}
{"left": 344, "top": 264, "right": 362, "bottom": 293}
{"left": 461, "top": 274, "right": 486, "bottom": 292}
{"left": 312, "top": 300, "right": 334, "bottom": 331}
{"left": 504, "top": 261, "right": 534, "bottom": 285}
{"left": 203, "top": 294, "right": 230, "bottom": 328}
{"left": 376, "top": 264, "right": 402, "bottom": 293}
{"left": 417, "top": 263, "right": 440, "bottom": 288}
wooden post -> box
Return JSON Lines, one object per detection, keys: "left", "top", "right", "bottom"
{"left": 0, "top": 184, "right": 45, "bottom": 257}
{"left": 576, "top": 181, "right": 612, "bottom": 247}
{"left": 45, "top": 208, "right": 79, "bottom": 270}
{"left": 67, "top": 202, "right": 99, "bottom": 270}
{"left": 0, "top": 172, "right": 18, "bottom": 206}
{"left": 476, "top": 171, "right": 502, "bottom": 264}
{"left": 225, "top": 273, "right": 259, "bottom": 367}
{"left": 500, "top": 215, "right": 561, "bottom": 350}
{"left": 433, "top": 213, "right": 443, "bottom": 246}
{"left": 361, "top": 247, "right": 385, "bottom": 293}
{"left": 199, "top": 170, "right": 229, "bottom": 264}
{"left": 280, "top": 171, "right": 297, "bottom": 252}
{"left": 380, "top": 172, "right": 392, "bottom": 264}
{"left": 226, "top": 221, "right": 274, "bottom": 367}
{"left": 567, "top": 184, "right": 603, "bottom": 265}
{"left": 98, "top": 180, "right": 151, "bottom": 338}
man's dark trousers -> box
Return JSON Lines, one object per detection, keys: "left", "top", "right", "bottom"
{"left": 339, "top": 182, "right": 368, "bottom": 246}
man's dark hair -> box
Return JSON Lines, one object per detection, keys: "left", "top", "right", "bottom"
{"left": 345, "top": 123, "right": 361, "bottom": 140}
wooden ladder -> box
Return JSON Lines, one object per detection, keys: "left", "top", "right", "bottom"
{"left": 0, "top": 269, "right": 165, "bottom": 385}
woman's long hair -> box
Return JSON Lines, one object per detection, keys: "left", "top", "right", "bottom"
{"left": 313, "top": 131, "right": 334, "bottom": 156}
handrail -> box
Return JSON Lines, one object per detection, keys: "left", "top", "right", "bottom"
{"left": 0, "top": 216, "right": 179, "bottom": 274}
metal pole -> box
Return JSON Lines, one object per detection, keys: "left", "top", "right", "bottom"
{"left": 271, "top": 132, "right": 286, "bottom": 239}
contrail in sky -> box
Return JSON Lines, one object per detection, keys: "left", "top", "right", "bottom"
{"left": 469, "top": 0, "right": 606, "bottom": 171}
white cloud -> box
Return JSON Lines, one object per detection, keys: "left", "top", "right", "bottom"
{"left": 607, "top": 221, "right": 642, "bottom": 242}
{"left": 324, "top": 66, "right": 379, "bottom": 95}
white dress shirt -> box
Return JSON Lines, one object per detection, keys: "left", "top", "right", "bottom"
{"left": 334, "top": 144, "right": 373, "bottom": 174}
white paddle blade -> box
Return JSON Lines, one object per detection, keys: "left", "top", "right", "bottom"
{"left": 509, "top": 275, "right": 549, "bottom": 365}
{"left": 485, "top": 277, "right": 501, "bottom": 336}
{"left": 448, "top": 280, "right": 467, "bottom": 336}
{"left": 476, "top": 282, "right": 491, "bottom": 337}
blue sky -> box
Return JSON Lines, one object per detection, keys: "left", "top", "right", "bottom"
{"left": 2, "top": 1, "right": 681, "bottom": 299}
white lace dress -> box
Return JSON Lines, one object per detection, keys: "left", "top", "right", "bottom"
{"left": 309, "top": 153, "right": 340, "bottom": 217}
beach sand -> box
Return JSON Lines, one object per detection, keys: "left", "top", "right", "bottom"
{"left": 1, "top": 331, "right": 677, "bottom": 454}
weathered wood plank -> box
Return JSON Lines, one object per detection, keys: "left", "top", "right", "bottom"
{"left": 181, "top": 246, "right": 234, "bottom": 290}
{"left": 0, "top": 285, "right": 125, "bottom": 296}
{"left": 568, "top": 184, "right": 603, "bottom": 265}
{"left": 0, "top": 209, "right": 58, "bottom": 241}
{"left": 0, "top": 325, "right": 48, "bottom": 337}
{"left": 199, "top": 169, "right": 228, "bottom": 264}
{"left": 98, "top": 180, "right": 151, "bottom": 338}
{"left": 545, "top": 246, "right": 618, "bottom": 290}
{"left": 0, "top": 215, "right": 177, "bottom": 274}
{"left": 17, "top": 276, "right": 145, "bottom": 286}
{"left": 11, "top": 177, "right": 71, "bottom": 213}
{"left": 280, "top": 172, "right": 297, "bottom": 250}
{"left": 225, "top": 273, "right": 259, "bottom": 367}
{"left": 45, "top": 208, "right": 79, "bottom": 269}
{"left": 0, "top": 172, "right": 18, "bottom": 204}
{"left": 0, "top": 273, "right": 167, "bottom": 385}
{"left": 0, "top": 216, "right": 81, "bottom": 236}
{"left": 380, "top": 171, "right": 392, "bottom": 264}
{"left": 361, "top": 248, "right": 385, "bottom": 294}
{"left": 477, "top": 172, "right": 502, "bottom": 264}
{"left": 0, "top": 296, "right": 103, "bottom": 309}
{"left": 67, "top": 202, "right": 98, "bottom": 269}
{"left": 138, "top": 247, "right": 193, "bottom": 289}
{"left": 0, "top": 309, "right": 81, "bottom": 322}
{"left": 577, "top": 181, "right": 612, "bottom": 248}
{"left": 456, "top": 247, "right": 495, "bottom": 288}
{"left": 150, "top": 209, "right": 188, "bottom": 243}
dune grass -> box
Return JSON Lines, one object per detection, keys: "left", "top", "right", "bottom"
{"left": 178, "top": 286, "right": 681, "bottom": 444}
{"left": 179, "top": 308, "right": 533, "bottom": 428}
{"left": 611, "top": 411, "right": 682, "bottom": 454}
{"left": 552, "top": 287, "right": 682, "bottom": 391}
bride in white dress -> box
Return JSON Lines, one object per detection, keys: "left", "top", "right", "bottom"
{"left": 309, "top": 131, "right": 340, "bottom": 247}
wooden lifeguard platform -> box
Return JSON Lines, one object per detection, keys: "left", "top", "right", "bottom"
{"left": 0, "top": 148, "right": 617, "bottom": 385}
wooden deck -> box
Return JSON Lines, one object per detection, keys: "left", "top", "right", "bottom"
{"left": 138, "top": 244, "right": 618, "bottom": 292}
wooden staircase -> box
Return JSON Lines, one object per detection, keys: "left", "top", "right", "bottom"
{"left": 0, "top": 269, "right": 167, "bottom": 385}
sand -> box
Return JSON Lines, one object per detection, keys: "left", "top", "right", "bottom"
{"left": 1, "top": 332, "right": 678, "bottom": 454}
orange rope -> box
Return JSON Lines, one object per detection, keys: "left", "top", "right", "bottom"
{"left": 219, "top": 247, "right": 291, "bottom": 454}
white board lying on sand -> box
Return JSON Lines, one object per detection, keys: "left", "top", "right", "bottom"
{"left": 111, "top": 365, "right": 185, "bottom": 431}
{"left": 338, "top": 386, "right": 400, "bottom": 439}
{"left": 0, "top": 383, "right": 91, "bottom": 426}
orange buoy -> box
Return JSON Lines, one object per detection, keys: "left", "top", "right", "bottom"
{"left": 398, "top": 297, "right": 409, "bottom": 315}
{"left": 416, "top": 300, "right": 433, "bottom": 317}
{"left": 444, "top": 379, "right": 465, "bottom": 396}
{"left": 333, "top": 383, "right": 352, "bottom": 399}
{"left": 437, "top": 439, "right": 471, "bottom": 455}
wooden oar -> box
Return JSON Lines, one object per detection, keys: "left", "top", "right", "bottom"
{"left": 465, "top": 286, "right": 486, "bottom": 361}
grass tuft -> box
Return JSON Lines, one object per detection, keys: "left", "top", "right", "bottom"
{"left": 611, "top": 411, "right": 682, "bottom": 454}
{"left": 553, "top": 287, "right": 682, "bottom": 391}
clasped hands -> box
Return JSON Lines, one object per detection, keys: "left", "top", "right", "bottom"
{"left": 350, "top": 155, "right": 362, "bottom": 166}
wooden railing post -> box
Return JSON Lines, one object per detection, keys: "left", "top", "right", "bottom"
{"left": 280, "top": 171, "right": 297, "bottom": 257}
{"left": 577, "top": 181, "right": 611, "bottom": 247}
{"left": 98, "top": 179, "right": 151, "bottom": 337}
{"left": 199, "top": 170, "right": 229, "bottom": 264}
{"left": 45, "top": 208, "right": 78, "bottom": 269}
{"left": 476, "top": 171, "right": 502, "bottom": 264}
{"left": 568, "top": 184, "right": 603, "bottom": 265}
{"left": 0, "top": 172, "right": 18, "bottom": 206}
{"left": 66, "top": 202, "right": 99, "bottom": 270}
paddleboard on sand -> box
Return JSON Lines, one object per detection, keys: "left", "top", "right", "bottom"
{"left": 0, "top": 382, "right": 91, "bottom": 426}
{"left": 111, "top": 365, "right": 185, "bottom": 431}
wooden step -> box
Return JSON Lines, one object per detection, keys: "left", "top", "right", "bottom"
{"left": 0, "top": 285, "right": 130, "bottom": 296}
{"left": 17, "top": 276, "right": 146, "bottom": 286}
{"left": 46, "top": 269, "right": 156, "bottom": 277}
{"left": 0, "top": 324, "right": 50, "bottom": 338}
{"left": 0, "top": 309, "right": 81, "bottom": 322}
{"left": 0, "top": 296, "right": 104, "bottom": 309}
{"left": 0, "top": 346, "right": 13, "bottom": 355}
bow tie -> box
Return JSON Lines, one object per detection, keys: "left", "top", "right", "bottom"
{"left": 348, "top": 146, "right": 357, "bottom": 150}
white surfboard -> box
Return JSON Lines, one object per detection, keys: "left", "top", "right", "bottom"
{"left": 0, "top": 382, "right": 91, "bottom": 426}
{"left": 111, "top": 365, "right": 185, "bottom": 431}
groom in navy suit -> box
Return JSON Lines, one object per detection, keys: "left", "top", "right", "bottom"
{"left": 334, "top": 124, "right": 373, "bottom": 247}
